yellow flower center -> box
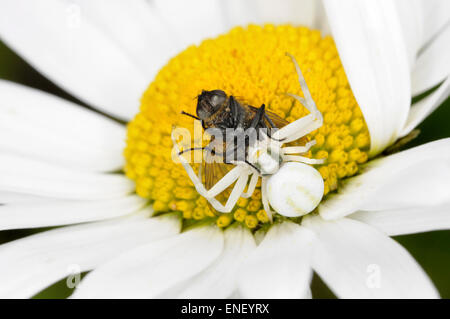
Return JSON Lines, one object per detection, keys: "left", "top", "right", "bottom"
{"left": 124, "top": 24, "right": 370, "bottom": 230}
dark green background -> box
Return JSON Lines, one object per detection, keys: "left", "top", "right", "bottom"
{"left": 0, "top": 39, "right": 449, "bottom": 299}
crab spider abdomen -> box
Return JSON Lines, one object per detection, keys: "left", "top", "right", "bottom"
{"left": 265, "top": 162, "right": 324, "bottom": 217}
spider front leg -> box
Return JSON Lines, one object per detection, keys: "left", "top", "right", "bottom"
{"left": 283, "top": 155, "right": 325, "bottom": 165}
{"left": 285, "top": 52, "right": 322, "bottom": 120}
{"left": 193, "top": 166, "right": 249, "bottom": 213}
{"left": 273, "top": 53, "right": 323, "bottom": 144}
{"left": 273, "top": 111, "right": 322, "bottom": 143}
{"left": 281, "top": 140, "right": 316, "bottom": 155}
{"left": 240, "top": 172, "right": 259, "bottom": 198}
{"left": 281, "top": 140, "right": 325, "bottom": 164}
{"left": 172, "top": 133, "right": 250, "bottom": 213}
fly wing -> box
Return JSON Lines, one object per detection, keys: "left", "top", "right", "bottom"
{"left": 247, "top": 104, "right": 310, "bottom": 146}
{"left": 247, "top": 104, "right": 289, "bottom": 129}
{"left": 204, "top": 138, "right": 236, "bottom": 206}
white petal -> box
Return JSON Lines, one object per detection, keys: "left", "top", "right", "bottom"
{"left": 72, "top": 225, "right": 224, "bottom": 298}
{"left": 0, "top": 195, "right": 147, "bottom": 230}
{"left": 169, "top": 225, "right": 256, "bottom": 299}
{"left": 303, "top": 289, "right": 313, "bottom": 299}
{"left": 314, "top": 1, "right": 331, "bottom": 35}
{"left": 350, "top": 201, "right": 450, "bottom": 236}
{"left": 303, "top": 216, "right": 439, "bottom": 298}
{"left": 228, "top": 290, "right": 243, "bottom": 299}
{"left": 420, "top": 0, "right": 450, "bottom": 47}
{"left": 412, "top": 26, "right": 450, "bottom": 96}
{"left": 0, "top": 154, "right": 134, "bottom": 200}
{"left": 238, "top": 222, "right": 314, "bottom": 298}
{"left": 0, "top": 0, "right": 148, "bottom": 119}
{"left": 151, "top": 0, "right": 319, "bottom": 56}
{"left": 75, "top": 0, "right": 178, "bottom": 82}
{"left": 152, "top": 0, "right": 227, "bottom": 48}
{"left": 394, "top": 0, "right": 424, "bottom": 69}
{"left": 0, "top": 0, "right": 329, "bottom": 120}
{"left": 323, "top": 0, "right": 411, "bottom": 155}
{"left": 0, "top": 213, "right": 181, "bottom": 298}
{"left": 222, "top": 0, "right": 318, "bottom": 28}
{"left": 361, "top": 152, "right": 450, "bottom": 212}
{"left": 0, "top": 191, "right": 50, "bottom": 204}
{"left": 319, "top": 138, "right": 450, "bottom": 220}
{"left": 402, "top": 77, "right": 450, "bottom": 136}
{"left": 0, "top": 80, "right": 125, "bottom": 172}
{"left": 390, "top": 0, "right": 450, "bottom": 91}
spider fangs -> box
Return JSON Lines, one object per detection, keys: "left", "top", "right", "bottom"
{"left": 172, "top": 53, "right": 325, "bottom": 221}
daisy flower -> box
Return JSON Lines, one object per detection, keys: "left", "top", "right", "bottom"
{"left": 0, "top": 0, "right": 449, "bottom": 298}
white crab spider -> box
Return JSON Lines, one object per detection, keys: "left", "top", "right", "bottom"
{"left": 172, "top": 53, "right": 325, "bottom": 220}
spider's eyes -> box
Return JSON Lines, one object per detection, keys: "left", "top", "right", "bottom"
{"left": 197, "top": 90, "right": 227, "bottom": 120}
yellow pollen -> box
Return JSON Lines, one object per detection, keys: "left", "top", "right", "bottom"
{"left": 234, "top": 208, "right": 248, "bottom": 222}
{"left": 217, "top": 214, "right": 233, "bottom": 228}
{"left": 256, "top": 210, "right": 270, "bottom": 223}
{"left": 244, "top": 215, "right": 259, "bottom": 229}
{"left": 124, "top": 24, "right": 370, "bottom": 230}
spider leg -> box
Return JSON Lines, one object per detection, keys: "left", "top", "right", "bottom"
{"left": 244, "top": 160, "right": 260, "bottom": 173}
{"left": 285, "top": 52, "right": 321, "bottom": 119}
{"left": 241, "top": 172, "right": 259, "bottom": 198}
{"left": 263, "top": 123, "right": 285, "bottom": 142}
{"left": 261, "top": 177, "right": 274, "bottom": 222}
{"left": 206, "top": 166, "right": 246, "bottom": 197}
{"left": 273, "top": 53, "right": 323, "bottom": 143}
{"left": 283, "top": 155, "right": 325, "bottom": 165}
{"left": 223, "top": 173, "right": 249, "bottom": 211}
{"left": 281, "top": 140, "right": 316, "bottom": 155}
{"left": 172, "top": 132, "right": 248, "bottom": 212}
{"left": 273, "top": 113, "right": 321, "bottom": 143}
{"left": 185, "top": 158, "right": 247, "bottom": 212}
